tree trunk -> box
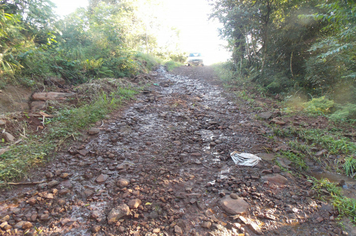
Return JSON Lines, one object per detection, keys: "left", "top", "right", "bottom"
{"left": 260, "top": 0, "right": 271, "bottom": 75}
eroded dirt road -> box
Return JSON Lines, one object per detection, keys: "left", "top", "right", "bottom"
{"left": 0, "top": 67, "right": 347, "bottom": 235}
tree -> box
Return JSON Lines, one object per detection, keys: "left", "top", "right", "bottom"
{"left": 306, "top": 0, "right": 356, "bottom": 102}
{"left": 210, "top": 0, "right": 324, "bottom": 94}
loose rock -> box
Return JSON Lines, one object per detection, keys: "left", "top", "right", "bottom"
{"left": 117, "top": 178, "right": 130, "bottom": 188}
{"left": 91, "top": 225, "right": 101, "bottom": 233}
{"left": 96, "top": 174, "right": 109, "bottom": 183}
{"left": 0, "top": 147, "right": 9, "bottom": 156}
{"left": 2, "top": 132, "right": 15, "bottom": 142}
{"left": 48, "top": 180, "right": 60, "bottom": 188}
{"left": 22, "top": 221, "right": 33, "bottom": 230}
{"left": 0, "top": 221, "right": 12, "bottom": 230}
{"left": 174, "top": 225, "right": 183, "bottom": 235}
{"left": 107, "top": 204, "right": 130, "bottom": 224}
{"left": 127, "top": 199, "right": 141, "bottom": 209}
{"left": 88, "top": 128, "right": 100, "bottom": 135}
{"left": 258, "top": 112, "right": 273, "bottom": 120}
{"left": 272, "top": 165, "right": 281, "bottom": 173}
{"left": 261, "top": 174, "right": 288, "bottom": 185}
{"left": 220, "top": 196, "right": 249, "bottom": 215}
{"left": 201, "top": 221, "right": 212, "bottom": 229}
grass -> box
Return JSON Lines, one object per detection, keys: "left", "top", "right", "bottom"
{"left": 273, "top": 125, "right": 356, "bottom": 176}
{"left": 164, "top": 60, "right": 183, "bottom": 71}
{"left": 273, "top": 126, "right": 356, "bottom": 155}
{"left": 312, "top": 178, "right": 356, "bottom": 223}
{"left": 343, "top": 157, "right": 356, "bottom": 177}
{"left": 0, "top": 86, "right": 139, "bottom": 183}
{"left": 135, "top": 52, "right": 161, "bottom": 72}
{"left": 278, "top": 151, "right": 308, "bottom": 170}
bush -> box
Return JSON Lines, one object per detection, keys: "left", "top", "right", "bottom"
{"left": 303, "top": 96, "right": 334, "bottom": 115}
{"left": 135, "top": 52, "right": 161, "bottom": 72}
{"left": 165, "top": 60, "right": 182, "bottom": 71}
{"left": 329, "top": 103, "right": 356, "bottom": 122}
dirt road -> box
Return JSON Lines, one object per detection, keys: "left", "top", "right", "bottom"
{"left": 0, "top": 66, "right": 346, "bottom": 235}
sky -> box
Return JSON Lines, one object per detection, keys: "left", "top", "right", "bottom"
{"left": 51, "top": 0, "right": 231, "bottom": 65}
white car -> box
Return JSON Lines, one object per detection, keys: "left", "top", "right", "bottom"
{"left": 186, "top": 52, "right": 204, "bottom": 66}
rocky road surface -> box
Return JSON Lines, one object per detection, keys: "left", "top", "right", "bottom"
{"left": 0, "top": 66, "right": 346, "bottom": 235}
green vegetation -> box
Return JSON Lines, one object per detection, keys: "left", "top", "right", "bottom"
{"left": 272, "top": 125, "right": 356, "bottom": 177}
{"left": 313, "top": 178, "right": 356, "bottom": 223}
{"left": 211, "top": 0, "right": 356, "bottom": 225}
{"left": 0, "top": 85, "right": 138, "bottom": 182}
{"left": 278, "top": 151, "right": 308, "bottom": 170}
{"left": 0, "top": 0, "right": 184, "bottom": 182}
{"left": 343, "top": 157, "right": 356, "bottom": 178}
{"left": 165, "top": 60, "right": 183, "bottom": 72}
{"left": 0, "top": 0, "right": 184, "bottom": 86}
{"left": 210, "top": 0, "right": 356, "bottom": 122}
{"left": 303, "top": 96, "right": 335, "bottom": 115}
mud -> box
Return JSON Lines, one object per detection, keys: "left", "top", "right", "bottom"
{"left": 0, "top": 66, "right": 351, "bottom": 235}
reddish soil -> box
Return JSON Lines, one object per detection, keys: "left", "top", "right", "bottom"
{"left": 0, "top": 66, "right": 354, "bottom": 236}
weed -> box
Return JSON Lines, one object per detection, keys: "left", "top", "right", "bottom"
{"left": 0, "top": 140, "right": 54, "bottom": 181}
{"left": 274, "top": 160, "right": 288, "bottom": 172}
{"left": 333, "top": 196, "right": 356, "bottom": 223}
{"left": 312, "top": 177, "right": 356, "bottom": 223}
{"left": 278, "top": 151, "right": 308, "bottom": 170}
{"left": 343, "top": 157, "right": 356, "bottom": 177}
{"left": 304, "top": 96, "right": 334, "bottom": 115}
{"left": 329, "top": 103, "right": 356, "bottom": 122}
{"left": 312, "top": 177, "right": 341, "bottom": 198}
{"left": 165, "top": 60, "right": 182, "bottom": 71}
{"left": 253, "top": 107, "right": 264, "bottom": 112}
{"left": 274, "top": 127, "right": 356, "bottom": 155}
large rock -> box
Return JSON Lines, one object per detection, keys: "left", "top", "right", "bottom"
{"left": 261, "top": 174, "right": 288, "bottom": 185}
{"left": 2, "top": 132, "right": 15, "bottom": 142}
{"left": 258, "top": 112, "right": 273, "bottom": 120}
{"left": 127, "top": 199, "right": 141, "bottom": 209}
{"left": 32, "top": 92, "right": 75, "bottom": 101}
{"left": 45, "top": 77, "right": 66, "bottom": 86}
{"left": 22, "top": 221, "right": 33, "bottom": 230}
{"left": 30, "top": 101, "right": 46, "bottom": 112}
{"left": 0, "top": 120, "right": 6, "bottom": 126}
{"left": 117, "top": 178, "right": 130, "bottom": 188}
{"left": 0, "top": 221, "right": 12, "bottom": 230}
{"left": 88, "top": 128, "right": 100, "bottom": 135}
{"left": 220, "top": 196, "right": 249, "bottom": 215}
{"left": 0, "top": 148, "right": 9, "bottom": 156}
{"left": 107, "top": 204, "right": 130, "bottom": 224}
{"left": 258, "top": 153, "right": 275, "bottom": 161}
{"left": 174, "top": 225, "right": 183, "bottom": 235}
{"left": 96, "top": 174, "right": 108, "bottom": 183}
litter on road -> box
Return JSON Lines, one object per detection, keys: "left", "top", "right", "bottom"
{"left": 230, "top": 151, "right": 261, "bottom": 166}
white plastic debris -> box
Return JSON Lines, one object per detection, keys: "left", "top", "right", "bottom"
{"left": 230, "top": 151, "right": 262, "bottom": 166}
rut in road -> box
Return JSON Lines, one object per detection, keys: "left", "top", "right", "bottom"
{"left": 0, "top": 66, "right": 344, "bottom": 236}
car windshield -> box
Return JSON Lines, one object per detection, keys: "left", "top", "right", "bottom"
{"left": 189, "top": 53, "right": 201, "bottom": 57}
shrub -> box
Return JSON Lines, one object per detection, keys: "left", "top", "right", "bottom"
{"left": 303, "top": 96, "right": 334, "bottom": 114}
{"left": 165, "top": 60, "right": 182, "bottom": 71}
{"left": 329, "top": 103, "right": 356, "bottom": 122}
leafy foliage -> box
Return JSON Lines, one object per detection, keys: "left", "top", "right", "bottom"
{"left": 211, "top": 0, "right": 356, "bottom": 121}
{"left": 312, "top": 177, "right": 356, "bottom": 223}
{"left": 0, "top": 0, "right": 183, "bottom": 86}
{"left": 303, "top": 96, "right": 335, "bottom": 114}
{"left": 329, "top": 103, "right": 356, "bottom": 122}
